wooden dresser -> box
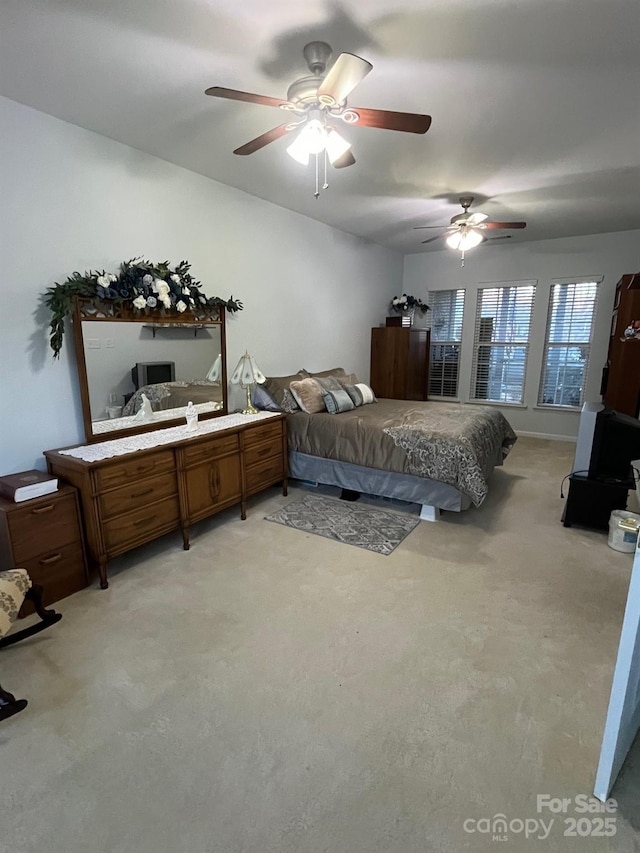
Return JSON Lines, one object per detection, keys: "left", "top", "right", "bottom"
{"left": 45, "top": 412, "right": 287, "bottom": 589}
{"left": 0, "top": 485, "right": 88, "bottom": 608}
{"left": 370, "top": 327, "right": 431, "bottom": 400}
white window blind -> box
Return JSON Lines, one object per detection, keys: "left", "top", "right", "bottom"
{"left": 538, "top": 280, "right": 600, "bottom": 408}
{"left": 427, "top": 289, "right": 465, "bottom": 398}
{"left": 471, "top": 282, "right": 536, "bottom": 404}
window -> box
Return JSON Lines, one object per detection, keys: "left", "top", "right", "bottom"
{"left": 427, "top": 289, "right": 465, "bottom": 398}
{"left": 538, "top": 279, "right": 600, "bottom": 408}
{"left": 471, "top": 282, "right": 536, "bottom": 404}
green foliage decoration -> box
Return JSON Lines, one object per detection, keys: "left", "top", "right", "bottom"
{"left": 44, "top": 258, "right": 243, "bottom": 358}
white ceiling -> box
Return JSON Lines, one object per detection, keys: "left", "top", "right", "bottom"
{"left": 2, "top": 0, "right": 639, "bottom": 254}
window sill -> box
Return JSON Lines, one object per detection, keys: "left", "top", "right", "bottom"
{"left": 466, "top": 400, "right": 528, "bottom": 409}
{"left": 533, "top": 405, "right": 581, "bottom": 413}
{"left": 428, "top": 396, "right": 461, "bottom": 403}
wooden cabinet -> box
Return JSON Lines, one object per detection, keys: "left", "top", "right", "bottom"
{"left": 45, "top": 413, "right": 287, "bottom": 589}
{"left": 603, "top": 273, "right": 640, "bottom": 417}
{"left": 370, "top": 327, "right": 430, "bottom": 400}
{"left": 0, "top": 485, "right": 88, "bottom": 608}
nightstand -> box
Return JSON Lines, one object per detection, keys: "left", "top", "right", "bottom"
{"left": 0, "top": 484, "right": 88, "bottom": 609}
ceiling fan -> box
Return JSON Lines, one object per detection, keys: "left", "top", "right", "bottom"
{"left": 414, "top": 196, "right": 527, "bottom": 255}
{"left": 205, "top": 41, "right": 432, "bottom": 197}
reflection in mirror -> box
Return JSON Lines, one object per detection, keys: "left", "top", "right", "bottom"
{"left": 81, "top": 321, "right": 225, "bottom": 437}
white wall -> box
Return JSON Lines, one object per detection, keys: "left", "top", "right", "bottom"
{"left": 402, "top": 232, "right": 640, "bottom": 438}
{"left": 0, "top": 96, "right": 403, "bottom": 474}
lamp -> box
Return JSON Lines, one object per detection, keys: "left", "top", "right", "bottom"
{"left": 230, "top": 352, "right": 266, "bottom": 415}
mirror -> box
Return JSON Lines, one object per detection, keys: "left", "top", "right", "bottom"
{"left": 72, "top": 301, "right": 227, "bottom": 442}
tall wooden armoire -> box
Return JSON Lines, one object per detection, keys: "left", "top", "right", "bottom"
{"left": 370, "top": 327, "right": 430, "bottom": 400}
{"left": 602, "top": 273, "right": 640, "bottom": 418}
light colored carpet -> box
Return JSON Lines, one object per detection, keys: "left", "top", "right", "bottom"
{"left": 1, "top": 437, "right": 639, "bottom": 853}
{"left": 264, "top": 493, "right": 421, "bottom": 555}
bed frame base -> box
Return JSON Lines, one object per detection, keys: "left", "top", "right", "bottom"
{"left": 419, "top": 504, "right": 440, "bottom": 522}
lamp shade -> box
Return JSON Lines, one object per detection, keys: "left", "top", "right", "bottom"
{"left": 205, "top": 354, "right": 222, "bottom": 383}
{"left": 230, "top": 352, "right": 266, "bottom": 387}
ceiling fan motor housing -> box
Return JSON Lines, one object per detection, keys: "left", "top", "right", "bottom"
{"left": 302, "top": 41, "right": 333, "bottom": 76}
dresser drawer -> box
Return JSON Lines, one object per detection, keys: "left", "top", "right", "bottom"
{"left": 98, "top": 471, "right": 178, "bottom": 520}
{"left": 245, "top": 455, "right": 285, "bottom": 495}
{"left": 20, "top": 540, "right": 87, "bottom": 609}
{"left": 243, "top": 419, "right": 283, "bottom": 448}
{"left": 103, "top": 496, "right": 180, "bottom": 553}
{"left": 8, "top": 492, "right": 81, "bottom": 563}
{"left": 244, "top": 436, "right": 282, "bottom": 468}
{"left": 95, "top": 450, "right": 175, "bottom": 490}
{"left": 182, "top": 434, "right": 239, "bottom": 467}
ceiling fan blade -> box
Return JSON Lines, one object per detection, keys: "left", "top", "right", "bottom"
{"left": 481, "top": 235, "right": 513, "bottom": 243}
{"left": 421, "top": 234, "right": 445, "bottom": 244}
{"left": 466, "top": 212, "right": 488, "bottom": 226}
{"left": 348, "top": 107, "right": 431, "bottom": 134}
{"left": 332, "top": 150, "right": 356, "bottom": 169}
{"left": 483, "top": 221, "right": 527, "bottom": 230}
{"left": 233, "top": 124, "right": 293, "bottom": 156}
{"left": 317, "top": 53, "right": 373, "bottom": 105}
{"left": 413, "top": 224, "right": 449, "bottom": 230}
{"left": 205, "top": 86, "right": 289, "bottom": 109}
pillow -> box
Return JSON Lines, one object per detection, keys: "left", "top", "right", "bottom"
{"left": 314, "top": 375, "right": 344, "bottom": 393}
{"left": 339, "top": 372, "right": 361, "bottom": 387}
{"left": 252, "top": 384, "right": 281, "bottom": 412}
{"left": 305, "top": 367, "right": 348, "bottom": 379}
{"left": 343, "top": 383, "right": 377, "bottom": 407}
{"left": 263, "top": 372, "right": 307, "bottom": 410}
{"left": 323, "top": 389, "right": 356, "bottom": 414}
{"left": 289, "top": 377, "right": 326, "bottom": 414}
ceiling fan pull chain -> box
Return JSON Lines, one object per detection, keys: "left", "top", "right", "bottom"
{"left": 461, "top": 249, "right": 465, "bottom": 268}
{"left": 323, "top": 148, "right": 329, "bottom": 192}
{"left": 314, "top": 152, "right": 320, "bottom": 199}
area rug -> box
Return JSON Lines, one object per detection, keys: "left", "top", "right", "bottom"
{"left": 264, "top": 494, "right": 420, "bottom": 556}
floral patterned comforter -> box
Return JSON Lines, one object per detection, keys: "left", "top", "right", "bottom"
{"left": 287, "top": 399, "right": 517, "bottom": 506}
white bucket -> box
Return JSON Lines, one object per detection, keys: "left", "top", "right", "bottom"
{"left": 608, "top": 510, "right": 640, "bottom": 553}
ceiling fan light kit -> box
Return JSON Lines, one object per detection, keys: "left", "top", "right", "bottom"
{"left": 205, "top": 41, "right": 431, "bottom": 198}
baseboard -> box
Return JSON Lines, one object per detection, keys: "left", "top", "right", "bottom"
{"left": 517, "top": 430, "right": 577, "bottom": 442}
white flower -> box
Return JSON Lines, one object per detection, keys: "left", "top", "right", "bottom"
{"left": 132, "top": 295, "right": 146, "bottom": 309}
{"left": 152, "top": 278, "right": 170, "bottom": 295}
{"left": 142, "top": 274, "right": 153, "bottom": 286}
{"left": 182, "top": 286, "right": 191, "bottom": 295}
{"left": 160, "top": 295, "right": 172, "bottom": 309}
{"left": 97, "top": 275, "right": 111, "bottom": 288}
{"left": 176, "top": 300, "right": 187, "bottom": 313}
{"left": 107, "top": 273, "right": 117, "bottom": 283}
{"left": 171, "top": 274, "right": 181, "bottom": 284}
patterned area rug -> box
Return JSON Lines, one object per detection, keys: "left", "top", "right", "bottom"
{"left": 264, "top": 494, "right": 420, "bottom": 556}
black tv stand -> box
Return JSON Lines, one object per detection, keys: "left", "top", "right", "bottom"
{"left": 562, "top": 474, "right": 629, "bottom": 531}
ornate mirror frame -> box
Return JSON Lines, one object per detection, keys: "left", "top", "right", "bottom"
{"left": 72, "top": 296, "right": 228, "bottom": 443}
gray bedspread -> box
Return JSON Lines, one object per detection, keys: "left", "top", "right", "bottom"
{"left": 286, "top": 399, "right": 517, "bottom": 506}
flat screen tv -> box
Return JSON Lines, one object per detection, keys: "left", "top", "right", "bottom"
{"left": 587, "top": 407, "right": 640, "bottom": 487}
{"left": 131, "top": 361, "right": 175, "bottom": 390}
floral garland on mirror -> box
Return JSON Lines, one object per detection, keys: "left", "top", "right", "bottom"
{"left": 45, "top": 258, "right": 243, "bottom": 358}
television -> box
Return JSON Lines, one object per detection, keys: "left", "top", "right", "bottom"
{"left": 574, "top": 402, "right": 640, "bottom": 488}
{"left": 131, "top": 361, "right": 175, "bottom": 390}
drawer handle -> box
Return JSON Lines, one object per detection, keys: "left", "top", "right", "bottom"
{"left": 136, "top": 464, "right": 155, "bottom": 474}
{"left": 130, "top": 488, "right": 154, "bottom": 498}
{"left": 31, "top": 504, "right": 55, "bottom": 515}
{"left": 256, "top": 446, "right": 272, "bottom": 458}
{"left": 39, "top": 553, "right": 62, "bottom": 565}
{"left": 133, "top": 515, "right": 157, "bottom": 527}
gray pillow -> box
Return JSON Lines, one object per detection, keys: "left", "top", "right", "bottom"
{"left": 252, "top": 385, "right": 281, "bottom": 412}
{"left": 323, "top": 389, "right": 356, "bottom": 414}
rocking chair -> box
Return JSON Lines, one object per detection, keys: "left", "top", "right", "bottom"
{"left": 0, "top": 569, "right": 62, "bottom": 721}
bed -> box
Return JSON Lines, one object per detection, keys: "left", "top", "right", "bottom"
{"left": 122, "top": 380, "right": 223, "bottom": 416}
{"left": 284, "top": 398, "right": 517, "bottom": 519}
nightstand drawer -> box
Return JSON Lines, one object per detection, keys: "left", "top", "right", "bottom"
{"left": 244, "top": 436, "right": 282, "bottom": 468}
{"left": 98, "top": 471, "right": 178, "bottom": 520}
{"left": 20, "top": 540, "right": 87, "bottom": 608}
{"left": 182, "top": 434, "right": 239, "bottom": 467}
{"left": 243, "top": 419, "right": 283, "bottom": 448}
{"left": 8, "top": 492, "right": 80, "bottom": 562}
{"left": 95, "top": 450, "right": 175, "bottom": 490}
{"left": 103, "top": 495, "right": 180, "bottom": 553}
{"left": 245, "top": 455, "right": 285, "bottom": 495}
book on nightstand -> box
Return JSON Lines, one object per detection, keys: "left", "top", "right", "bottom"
{"left": 0, "top": 469, "right": 59, "bottom": 503}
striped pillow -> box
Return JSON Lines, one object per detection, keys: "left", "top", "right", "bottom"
{"left": 323, "top": 389, "right": 356, "bottom": 414}
{"left": 343, "top": 383, "right": 377, "bottom": 407}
